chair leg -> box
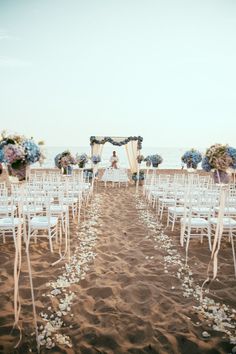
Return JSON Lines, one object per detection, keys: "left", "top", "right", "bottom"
{"left": 171, "top": 215, "right": 176, "bottom": 231}
{"left": 185, "top": 228, "right": 191, "bottom": 254}
{"left": 230, "top": 234, "right": 236, "bottom": 277}
{"left": 180, "top": 224, "right": 185, "bottom": 246}
{"left": 48, "top": 229, "right": 53, "bottom": 253}
{"left": 208, "top": 227, "right": 212, "bottom": 251}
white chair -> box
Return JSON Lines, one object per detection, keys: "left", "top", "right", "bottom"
{"left": 0, "top": 203, "right": 23, "bottom": 245}
{"left": 27, "top": 199, "right": 59, "bottom": 252}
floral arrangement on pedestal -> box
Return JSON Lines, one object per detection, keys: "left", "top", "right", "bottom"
{"left": 144, "top": 154, "right": 163, "bottom": 168}
{"left": 132, "top": 170, "right": 145, "bottom": 183}
{"left": 137, "top": 155, "right": 144, "bottom": 164}
{"left": 76, "top": 153, "right": 88, "bottom": 168}
{"left": 181, "top": 149, "right": 202, "bottom": 169}
{"left": 202, "top": 144, "right": 236, "bottom": 183}
{"left": 83, "top": 168, "right": 98, "bottom": 180}
{"left": 0, "top": 131, "right": 44, "bottom": 180}
{"left": 54, "top": 150, "right": 76, "bottom": 175}
{"left": 91, "top": 155, "right": 101, "bottom": 165}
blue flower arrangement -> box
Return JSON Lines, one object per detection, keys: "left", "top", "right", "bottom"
{"left": 23, "top": 140, "right": 41, "bottom": 164}
{"left": 202, "top": 144, "right": 236, "bottom": 172}
{"left": 54, "top": 150, "right": 76, "bottom": 169}
{"left": 91, "top": 155, "right": 101, "bottom": 164}
{"left": 76, "top": 153, "right": 88, "bottom": 168}
{"left": 181, "top": 149, "right": 202, "bottom": 169}
{"left": 0, "top": 148, "right": 4, "bottom": 163}
{"left": 83, "top": 168, "right": 98, "bottom": 179}
{"left": 0, "top": 131, "right": 44, "bottom": 180}
{"left": 0, "top": 134, "right": 42, "bottom": 166}
{"left": 227, "top": 146, "right": 236, "bottom": 169}
{"left": 144, "top": 154, "right": 163, "bottom": 167}
{"left": 132, "top": 170, "right": 145, "bottom": 181}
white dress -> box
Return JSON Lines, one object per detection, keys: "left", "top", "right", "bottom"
{"left": 110, "top": 156, "right": 119, "bottom": 164}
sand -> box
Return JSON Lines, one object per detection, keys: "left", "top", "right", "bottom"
{"left": 0, "top": 179, "right": 236, "bottom": 354}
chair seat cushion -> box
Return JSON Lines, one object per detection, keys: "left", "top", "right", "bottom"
{"left": 50, "top": 205, "right": 68, "bottom": 213}
{"left": 181, "top": 217, "right": 209, "bottom": 227}
{"left": 0, "top": 205, "right": 17, "bottom": 213}
{"left": 159, "top": 198, "right": 176, "bottom": 204}
{"left": 214, "top": 207, "right": 236, "bottom": 214}
{"left": 210, "top": 217, "right": 236, "bottom": 227}
{"left": 168, "top": 207, "right": 186, "bottom": 213}
{"left": 30, "top": 216, "right": 58, "bottom": 228}
{"left": 0, "top": 217, "right": 23, "bottom": 228}
{"left": 23, "top": 206, "right": 43, "bottom": 214}
{"left": 192, "top": 207, "right": 211, "bottom": 213}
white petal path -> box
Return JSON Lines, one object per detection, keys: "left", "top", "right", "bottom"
{"left": 136, "top": 196, "right": 236, "bottom": 345}
{"left": 38, "top": 194, "right": 102, "bottom": 350}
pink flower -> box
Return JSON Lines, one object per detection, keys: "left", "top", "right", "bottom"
{"left": 3, "top": 144, "right": 25, "bottom": 164}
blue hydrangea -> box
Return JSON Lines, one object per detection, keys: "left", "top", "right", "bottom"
{"left": 91, "top": 155, "right": 101, "bottom": 164}
{"left": 181, "top": 150, "right": 202, "bottom": 167}
{"left": 201, "top": 156, "right": 212, "bottom": 172}
{"left": 227, "top": 146, "right": 236, "bottom": 169}
{"left": 55, "top": 153, "right": 64, "bottom": 169}
{"left": 23, "top": 140, "right": 41, "bottom": 164}
{"left": 145, "top": 154, "right": 163, "bottom": 165}
{"left": 0, "top": 148, "right": 4, "bottom": 163}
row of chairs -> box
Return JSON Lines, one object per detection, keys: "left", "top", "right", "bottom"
{"left": 0, "top": 171, "right": 93, "bottom": 253}
{"left": 143, "top": 173, "right": 236, "bottom": 275}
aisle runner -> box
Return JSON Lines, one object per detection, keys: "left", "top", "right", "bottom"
{"left": 38, "top": 195, "right": 102, "bottom": 349}
{"left": 136, "top": 196, "right": 236, "bottom": 345}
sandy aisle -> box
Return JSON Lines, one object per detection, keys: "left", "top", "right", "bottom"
{"left": 0, "top": 183, "right": 235, "bottom": 353}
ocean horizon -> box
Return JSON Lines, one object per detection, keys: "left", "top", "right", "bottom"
{"left": 36, "top": 146, "right": 206, "bottom": 169}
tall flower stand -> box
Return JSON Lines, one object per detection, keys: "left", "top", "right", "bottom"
{"left": 212, "top": 170, "right": 230, "bottom": 184}
{"left": 7, "top": 163, "right": 28, "bottom": 181}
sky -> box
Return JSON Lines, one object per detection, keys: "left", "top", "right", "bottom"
{"left": 0, "top": 0, "right": 236, "bottom": 148}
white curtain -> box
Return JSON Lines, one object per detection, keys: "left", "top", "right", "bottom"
{"left": 91, "top": 143, "right": 104, "bottom": 157}
{"left": 125, "top": 140, "right": 138, "bottom": 173}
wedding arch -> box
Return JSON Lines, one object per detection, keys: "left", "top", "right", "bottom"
{"left": 90, "top": 136, "right": 143, "bottom": 172}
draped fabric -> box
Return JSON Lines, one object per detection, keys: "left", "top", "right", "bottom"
{"left": 125, "top": 140, "right": 138, "bottom": 173}
{"left": 90, "top": 136, "right": 143, "bottom": 150}
{"left": 91, "top": 143, "right": 104, "bottom": 157}
{"left": 90, "top": 136, "right": 142, "bottom": 172}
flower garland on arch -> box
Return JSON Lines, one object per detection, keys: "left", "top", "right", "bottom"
{"left": 90, "top": 136, "right": 143, "bottom": 150}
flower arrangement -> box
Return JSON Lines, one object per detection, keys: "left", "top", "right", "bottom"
{"left": 137, "top": 155, "right": 144, "bottom": 164}
{"left": 54, "top": 151, "right": 76, "bottom": 169}
{"left": 0, "top": 131, "right": 44, "bottom": 179}
{"left": 83, "top": 168, "right": 98, "bottom": 179}
{"left": 144, "top": 154, "right": 163, "bottom": 168}
{"left": 181, "top": 149, "right": 202, "bottom": 169}
{"left": 91, "top": 155, "right": 101, "bottom": 164}
{"left": 76, "top": 153, "right": 88, "bottom": 168}
{"left": 132, "top": 170, "right": 145, "bottom": 181}
{"left": 202, "top": 144, "right": 236, "bottom": 172}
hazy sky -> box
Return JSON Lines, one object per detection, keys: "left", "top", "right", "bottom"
{"left": 0, "top": 0, "right": 235, "bottom": 147}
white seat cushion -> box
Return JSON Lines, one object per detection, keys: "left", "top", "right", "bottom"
{"left": 192, "top": 207, "right": 211, "bottom": 213}
{"left": 181, "top": 217, "right": 209, "bottom": 227}
{"left": 0, "top": 217, "right": 23, "bottom": 228}
{"left": 0, "top": 205, "right": 17, "bottom": 213}
{"left": 214, "top": 207, "right": 236, "bottom": 214}
{"left": 159, "top": 198, "right": 176, "bottom": 204}
{"left": 50, "top": 205, "right": 68, "bottom": 213}
{"left": 30, "top": 216, "right": 58, "bottom": 228}
{"left": 210, "top": 217, "right": 236, "bottom": 227}
{"left": 168, "top": 207, "right": 186, "bottom": 213}
{"left": 23, "top": 206, "right": 43, "bottom": 214}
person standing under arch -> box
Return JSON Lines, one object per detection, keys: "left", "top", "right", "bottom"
{"left": 110, "top": 151, "right": 119, "bottom": 169}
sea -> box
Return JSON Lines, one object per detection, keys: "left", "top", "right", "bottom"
{"left": 35, "top": 146, "right": 205, "bottom": 170}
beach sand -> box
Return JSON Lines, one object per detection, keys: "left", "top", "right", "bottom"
{"left": 0, "top": 176, "right": 236, "bottom": 353}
